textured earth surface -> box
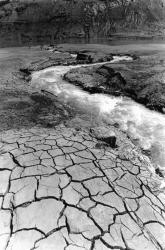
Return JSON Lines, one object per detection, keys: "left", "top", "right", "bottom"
{"left": 1, "top": 44, "right": 165, "bottom": 250}
{"left": 0, "top": 125, "right": 165, "bottom": 250}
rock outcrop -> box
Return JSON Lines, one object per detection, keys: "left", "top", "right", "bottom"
{"left": 90, "top": 126, "right": 117, "bottom": 148}
{"left": 76, "top": 51, "right": 113, "bottom": 64}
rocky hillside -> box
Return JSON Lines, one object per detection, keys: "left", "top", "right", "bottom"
{"left": 0, "top": 0, "right": 165, "bottom": 46}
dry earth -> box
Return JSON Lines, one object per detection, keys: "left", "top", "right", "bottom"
{"left": 0, "top": 125, "right": 165, "bottom": 250}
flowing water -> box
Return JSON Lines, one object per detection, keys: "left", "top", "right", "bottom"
{"left": 31, "top": 56, "right": 165, "bottom": 171}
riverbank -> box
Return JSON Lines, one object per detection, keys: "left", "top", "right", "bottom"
{"left": 29, "top": 47, "right": 165, "bottom": 174}
{"left": 1, "top": 44, "right": 165, "bottom": 166}
{"left": 0, "top": 43, "right": 165, "bottom": 250}
{"left": 0, "top": 47, "right": 76, "bottom": 131}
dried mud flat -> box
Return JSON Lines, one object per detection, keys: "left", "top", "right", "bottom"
{"left": 0, "top": 44, "right": 165, "bottom": 250}
{"left": 0, "top": 125, "right": 165, "bottom": 250}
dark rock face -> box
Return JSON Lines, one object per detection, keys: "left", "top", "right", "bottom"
{"left": 77, "top": 52, "right": 93, "bottom": 63}
{"left": 155, "top": 167, "right": 165, "bottom": 178}
{"left": 90, "top": 127, "right": 117, "bottom": 148}
{"left": 102, "top": 135, "right": 117, "bottom": 148}
{"left": 76, "top": 51, "right": 113, "bottom": 64}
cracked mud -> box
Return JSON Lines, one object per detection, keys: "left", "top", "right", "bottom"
{"left": 0, "top": 125, "right": 165, "bottom": 250}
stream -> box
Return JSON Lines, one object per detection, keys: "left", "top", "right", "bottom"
{"left": 31, "top": 56, "right": 165, "bottom": 171}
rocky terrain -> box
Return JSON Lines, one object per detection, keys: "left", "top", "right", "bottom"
{"left": 0, "top": 0, "right": 165, "bottom": 47}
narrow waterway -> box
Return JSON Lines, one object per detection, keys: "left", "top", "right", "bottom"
{"left": 31, "top": 56, "right": 165, "bottom": 170}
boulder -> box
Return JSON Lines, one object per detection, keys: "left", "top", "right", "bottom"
{"left": 76, "top": 51, "right": 113, "bottom": 63}
{"left": 155, "top": 167, "right": 165, "bottom": 178}
{"left": 76, "top": 52, "right": 93, "bottom": 63}
{"left": 91, "top": 127, "right": 117, "bottom": 148}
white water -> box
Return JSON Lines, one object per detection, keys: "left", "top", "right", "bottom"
{"left": 31, "top": 56, "right": 165, "bottom": 170}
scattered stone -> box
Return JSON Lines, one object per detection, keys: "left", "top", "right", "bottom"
{"left": 155, "top": 167, "right": 165, "bottom": 178}
{"left": 162, "top": 107, "right": 165, "bottom": 113}
{"left": 76, "top": 52, "right": 92, "bottom": 63}
{"left": 91, "top": 126, "right": 117, "bottom": 148}
{"left": 102, "top": 134, "right": 117, "bottom": 148}
{"left": 76, "top": 51, "right": 113, "bottom": 64}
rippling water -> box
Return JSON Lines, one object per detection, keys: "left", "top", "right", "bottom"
{"left": 31, "top": 56, "right": 165, "bottom": 170}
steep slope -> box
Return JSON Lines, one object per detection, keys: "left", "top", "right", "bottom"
{"left": 0, "top": 0, "right": 165, "bottom": 47}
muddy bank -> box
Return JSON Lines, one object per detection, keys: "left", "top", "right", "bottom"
{"left": 20, "top": 49, "right": 136, "bottom": 75}
{"left": 0, "top": 47, "right": 77, "bottom": 132}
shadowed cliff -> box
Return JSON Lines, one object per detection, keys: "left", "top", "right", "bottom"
{"left": 0, "top": 0, "right": 165, "bottom": 47}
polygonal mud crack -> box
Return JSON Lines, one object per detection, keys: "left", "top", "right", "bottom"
{"left": 0, "top": 126, "right": 165, "bottom": 250}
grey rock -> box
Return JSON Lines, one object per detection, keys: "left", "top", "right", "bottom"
{"left": 76, "top": 51, "right": 113, "bottom": 64}
{"left": 91, "top": 126, "right": 117, "bottom": 148}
